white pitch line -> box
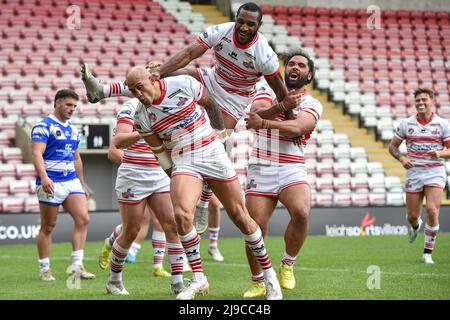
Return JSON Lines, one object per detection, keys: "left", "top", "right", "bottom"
{"left": 1, "top": 255, "right": 448, "bottom": 278}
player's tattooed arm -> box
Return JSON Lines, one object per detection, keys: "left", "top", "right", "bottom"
{"left": 199, "top": 89, "right": 225, "bottom": 131}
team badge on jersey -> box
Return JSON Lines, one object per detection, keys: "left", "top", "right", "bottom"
{"left": 243, "top": 61, "right": 255, "bottom": 69}
{"left": 148, "top": 113, "right": 157, "bottom": 122}
{"left": 177, "top": 97, "right": 189, "bottom": 106}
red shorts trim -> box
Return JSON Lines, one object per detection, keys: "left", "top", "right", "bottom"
{"left": 204, "top": 175, "right": 238, "bottom": 183}
{"left": 117, "top": 198, "right": 146, "bottom": 205}
{"left": 280, "top": 181, "right": 309, "bottom": 193}
{"left": 245, "top": 191, "right": 278, "bottom": 198}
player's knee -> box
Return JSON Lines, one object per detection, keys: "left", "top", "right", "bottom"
{"left": 292, "top": 206, "right": 310, "bottom": 224}
{"left": 173, "top": 205, "right": 191, "bottom": 229}
{"left": 40, "top": 223, "right": 56, "bottom": 235}
{"left": 75, "top": 214, "right": 90, "bottom": 227}
{"left": 123, "top": 224, "right": 141, "bottom": 242}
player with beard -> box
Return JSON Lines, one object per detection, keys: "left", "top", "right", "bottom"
{"left": 244, "top": 49, "right": 322, "bottom": 297}
{"left": 80, "top": 2, "right": 302, "bottom": 235}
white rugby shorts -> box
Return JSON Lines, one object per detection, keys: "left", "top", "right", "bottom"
{"left": 405, "top": 166, "right": 446, "bottom": 193}
{"left": 245, "top": 164, "right": 308, "bottom": 197}
{"left": 115, "top": 165, "right": 170, "bottom": 205}
{"left": 197, "top": 67, "right": 251, "bottom": 123}
{"left": 36, "top": 178, "right": 85, "bottom": 206}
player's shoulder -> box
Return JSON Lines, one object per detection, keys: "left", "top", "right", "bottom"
{"left": 33, "top": 116, "right": 51, "bottom": 128}
{"left": 118, "top": 98, "right": 140, "bottom": 117}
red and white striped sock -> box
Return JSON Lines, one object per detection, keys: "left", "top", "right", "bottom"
{"left": 198, "top": 185, "right": 212, "bottom": 209}
{"left": 152, "top": 230, "right": 166, "bottom": 269}
{"left": 208, "top": 227, "right": 220, "bottom": 249}
{"left": 109, "top": 241, "right": 129, "bottom": 282}
{"left": 244, "top": 227, "right": 276, "bottom": 281}
{"left": 424, "top": 224, "right": 439, "bottom": 254}
{"left": 107, "top": 224, "right": 122, "bottom": 248}
{"left": 167, "top": 242, "right": 184, "bottom": 284}
{"left": 179, "top": 228, "right": 204, "bottom": 281}
{"left": 281, "top": 252, "right": 297, "bottom": 266}
{"left": 251, "top": 272, "right": 264, "bottom": 283}
{"left": 104, "top": 81, "right": 133, "bottom": 98}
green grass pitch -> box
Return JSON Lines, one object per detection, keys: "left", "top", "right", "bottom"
{"left": 0, "top": 234, "right": 449, "bottom": 300}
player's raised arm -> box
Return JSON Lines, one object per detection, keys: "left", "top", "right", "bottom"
{"left": 157, "top": 42, "right": 207, "bottom": 79}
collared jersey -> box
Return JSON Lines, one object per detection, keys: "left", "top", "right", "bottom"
{"left": 31, "top": 114, "right": 79, "bottom": 184}
{"left": 196, "top": 22, "right": 280, "bottom": 97}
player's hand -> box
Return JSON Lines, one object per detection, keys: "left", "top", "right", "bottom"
{"left": 399, "top": 156, "right": 413, "bottom": 169}
{"left": 427, "top": 149, "right": 441, "bottom": 159}
{"left": 283, "top": 89, "right": 303, "bottom": 110}
{"left": 245, "top": 112, "right": 263, "bottom": 130}
{"left": 41, "top": 176, "right": 55, "bottom": 194}
{"left": 82, "top": 184, "right": 91, "bottom": 199}
{"left": 292, "top": 136, "right": 302, "bottom": 146}
{"left": 146, "top": 60, "right": 162, "bottom": 81}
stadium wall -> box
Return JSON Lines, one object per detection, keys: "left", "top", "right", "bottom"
{"left": 1, "top": 206, "right": 449, "bottom": 244}
{"left": 245, "top": 0, "right": 450, "bottom": 11}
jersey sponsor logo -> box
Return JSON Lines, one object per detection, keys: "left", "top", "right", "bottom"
{"left": 408, "top": 128, "right": 414, "bottom": 134}
{"left": 201, "top": 31, "right": 208, "bottom": 38}
{"left": 420, "top": 128, "right": 427, "bottom": 133}
{"left": 221, "top": 36, "right": 231, "bottom": 43}
{"left": 173, "top": 111, "right": 200, "bottom": 131}
{"left": 177, "top": 97, "right": 189, "bottom": 106}
{"left": 243, "top": 61, "right": 255, "bottom": 69}
{"left": 214, "top": 43, "right": 223, "bottom": 51}
{"left": 228, "top": 51, "right": 238, "bottom": 60}
{"left": 245, "top": 52, "right": 256, "bottom": 60}
{"left": 168, "top": 89, "right": 182, "bottom": 99}
{"left": 431, "top": 128, "right": 441, "bottom": 135}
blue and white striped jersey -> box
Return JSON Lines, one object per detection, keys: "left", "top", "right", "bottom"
{"left": 31, "top": 114, "right": 80, "bottom": 184}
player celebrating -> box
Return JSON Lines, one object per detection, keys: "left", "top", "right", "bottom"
{"left": 388, "top": 88, "right": 450, "bottom": 264}
{"left": 31, "top": 89, "right": 95, "bottom": 281}
{"left": 81, "top": 2, "right": 302, "bottom": 232}
{"left": 103, "top": 98, "right": 186, "bottom": 295}
{"left": 127, "top": 67, "right": 282, "bottom": 300}
{"left": 244, "top": 49, "right": 321, "bottom": 296}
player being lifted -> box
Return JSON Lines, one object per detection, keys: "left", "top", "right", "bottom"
{"left": 80, "top": 2, "right": 302, "bottom": 236}
{"left": 127, "top": 67, "right": 283, "bottom": 300}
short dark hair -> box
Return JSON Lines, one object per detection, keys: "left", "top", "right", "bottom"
{"left": 236, "top": 2, "right": 263, "bottom": 22}
{"left": 284, "top": 48, "right": 315, "bottom": 84}
{"left": 414, "top": 87, "right": 434, "bottom": 99}
{"left": 54, "top": 89, "right": 79, "bottom": 107}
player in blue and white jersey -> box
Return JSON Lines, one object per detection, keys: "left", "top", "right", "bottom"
{"left": 31, "top": 89, "right": 95, "bottom": 281}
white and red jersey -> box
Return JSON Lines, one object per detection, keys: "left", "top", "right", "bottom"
{"left": 395, "top": 113, "right": 450, "bottom": 167}
{"left": 134, "top": 75, "right": 218, "bottom": 158}
{"left": 248, "top": 80, "right": 323, "bottom": 165}
{"left": 196, "top": 22, "right": 279, "bottom": 98}
{"left": 116, "top": 99, "right": 160, "bottom": 168}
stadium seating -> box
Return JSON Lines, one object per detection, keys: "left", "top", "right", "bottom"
{"left": 5, "top": 1, "right": 446, "bottom": 210}
{"left": 263, "top": 5, "right": 450, "bottom": 143}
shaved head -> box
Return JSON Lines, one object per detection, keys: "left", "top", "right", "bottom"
{"left": 126, "top": 66, "right": 149, "bottom": 89}
{"left": 126, "top": 66, "right": 158, "bottom": 106}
